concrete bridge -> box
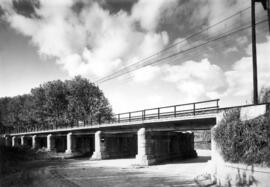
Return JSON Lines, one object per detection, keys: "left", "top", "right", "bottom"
{"left": 2, "top": 99, "right": 266, "bottom": 165}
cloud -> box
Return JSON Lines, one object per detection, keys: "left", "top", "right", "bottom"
{"left": 0, "top": 0, "right": 262, "bottom": 81}
{"left": 162, "top": 59, "right": 228, "bottom": 101}
{"left": 1, "top": 0, "right": 269, "bottom": 110}
{"left": 225, "top": 38, "right": 270, "bottom": 97}
{"left": 0, "top": 0, "right": 171, "bottom": 80}
{"left": 224, "top": 46, "right": 238, "bottom": 54}
{"left": 131, "top": 0, "right": 178, "bottom": 31}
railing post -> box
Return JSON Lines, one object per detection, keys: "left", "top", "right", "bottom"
{"left": 129, "top": 112, "right": 131, "bottom": 122}
{"left": 158, "top": 108, "right": 160, "bottom": 119}
{"left": 217, "top": 99, "right": 219, "bottom": 108}
{"left": 118, "top": 114, "right": 120, "bottom": 123}
{"left": 174, "top": 106, "right": 176, "bottom": 117}
{"left": 142, "top": 110, "right": 145, "bottom": 120}
{"left": 193, "top": 103, "right": 196, "bottom": 115}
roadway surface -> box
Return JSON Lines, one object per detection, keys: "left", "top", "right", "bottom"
{"left": 1, "top": 150, "right": 214, "bottom": 187}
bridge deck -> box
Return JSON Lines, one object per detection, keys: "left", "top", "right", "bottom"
{"left": 5, "top": 101, "right": 269, "bottom": 136}
{"left": 7, "top": 99, "right": 220, "bottom": 136}
{"left": 10, "top": 113, "right": 217, "bottom": 136}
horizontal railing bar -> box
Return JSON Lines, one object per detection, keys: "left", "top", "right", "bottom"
{"left": 114, "top": 99, "right": 219, "bottom": 116}
{"left": 113, "top": 106, "right": 218, "bottom": 119}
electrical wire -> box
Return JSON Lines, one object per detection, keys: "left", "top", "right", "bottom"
{"left": 95, "top": 6, "right": 257, "bottom": 84}
{"left": 97, "top": 18, "right": 268, "bottom": 84}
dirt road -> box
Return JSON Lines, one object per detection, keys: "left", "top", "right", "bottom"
{"left": 1, "top": 150, "right": 213, "bottom": 187}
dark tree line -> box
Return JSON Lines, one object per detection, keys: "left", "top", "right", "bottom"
{"left": 0, "top": 76, "right": 113, "bottom": 133}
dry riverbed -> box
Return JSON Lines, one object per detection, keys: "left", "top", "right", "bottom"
{"left": 0, "top": 150, "right": 214, "bottom": 187}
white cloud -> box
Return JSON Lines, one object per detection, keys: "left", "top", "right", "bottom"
{"left": 1, "top": 0, "right": 269, "bottom": 111}
{"left": 162, "top": 59, "right": 228, "bottom": 101}
{"left": 225, "top": 38, "right": 270, "bottom": 97}
{"left": 131, "top": 0, "right": 178, "bottom": 31}
{"left": 1, "top": 0, "right": 170, "bottom": 80}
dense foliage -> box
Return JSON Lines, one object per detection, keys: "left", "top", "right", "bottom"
{"left": 213, "top": 87, "right": 270, "bottom": 166}
{"left": 214, "top": 107, "right": 270, "bottom": 166}
{"left": 0, "top": 76, "right": 113, "bottom": 133}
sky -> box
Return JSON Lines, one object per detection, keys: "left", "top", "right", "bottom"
{"left": 0, "top": 0, "right": 269, "bottom": 113}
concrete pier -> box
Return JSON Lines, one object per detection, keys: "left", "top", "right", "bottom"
{"left": 65, "top": 132, "right": 75, "bottom": 154}
{"left": 12, "top": 136, "right": 16, "bottom": 147}
{"left": 47, "top": 134, "right": 54, "bottom": 151}
{"left": 91, "top": 131, "right": 107, "bottom": 159}
{"left": 21, "top": 136, "right": 24, "bottom": 146}
{"left": 32, "top": 135, "right": 36, "bottom": 149}
{"left": 136, "top": 128, "right": 154, "bottom": 165}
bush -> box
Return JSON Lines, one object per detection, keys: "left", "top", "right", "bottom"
{"left": 0, "top": 145, "right": 40, "bottom": 175}
{"left": 213, "top": 108, "right": 270, "bottom": 166}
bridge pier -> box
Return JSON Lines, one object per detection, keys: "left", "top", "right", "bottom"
{"left": 91, "top": 131, "right": 108, "bottom": 159}
{"left": 65, "top": 132, "right": 75, "bottom": 154}
{"left": 11, "top": 136, "right": 16, "bottom": 147}
{"left": 47, "top": 134, "right": 55, "bottom": 151}
{"left": 136, "top": 128, "right": 154, "bottom": 165}
{"left": 20, "top": 136, "right": 25, "bottom": 146}
{"left": 32, "top": 135, "right": 37, "bottom": 149}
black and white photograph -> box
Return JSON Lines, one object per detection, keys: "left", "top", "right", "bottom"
{"left": 0, "top": 0, "right": 270, "bottom": 186}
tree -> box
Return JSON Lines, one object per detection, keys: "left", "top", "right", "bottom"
{"left": 31, "top": 86, "right": 48, "bottom": 129}
{"left": 43, "top": 80, "right": 69, "bottom": 128}
{"left": 0, "top": 97, "right": 12, "bottom": 133}
{"left": 66, "top": 76, "right": 113, "bottom": 125}
{"left": 0, "top": 76, "right": 113, "bottom": 132}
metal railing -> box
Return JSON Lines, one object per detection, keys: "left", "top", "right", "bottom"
{"left": 110, "top": 99, "right": 219, "bottom": 123}
{"left": 7, "top": 99, "right": 220, "bottom": 134}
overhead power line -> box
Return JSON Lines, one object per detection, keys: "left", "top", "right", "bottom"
{"left": 95, "top": 7, "right": 267, "bottom": 84}
{"left": 96, "top": 19, "right": 268, "bottom": 84}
